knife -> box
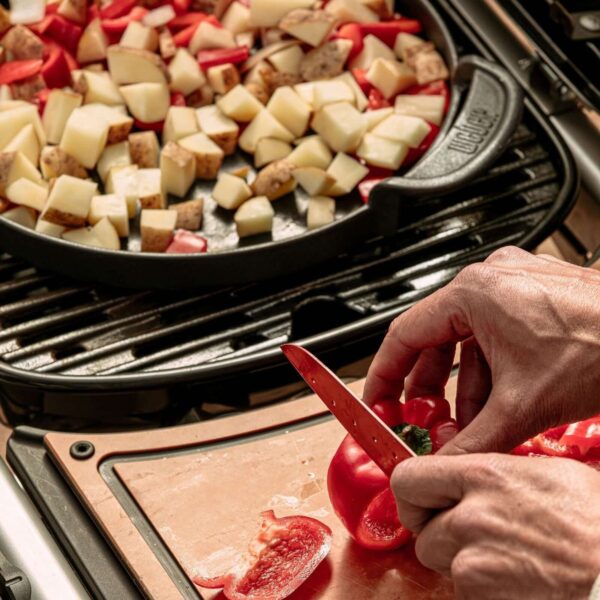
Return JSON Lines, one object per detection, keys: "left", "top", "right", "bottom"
{"left": 281, "top": 344, "right": 415, "bottom": 476}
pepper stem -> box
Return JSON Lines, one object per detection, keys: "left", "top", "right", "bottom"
{"left": 392, "top": 423, "right": 433, "bottom": 456}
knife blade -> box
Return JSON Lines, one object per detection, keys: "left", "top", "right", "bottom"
{"left": 281, "top": 344, "right": 415, "bottom": 476}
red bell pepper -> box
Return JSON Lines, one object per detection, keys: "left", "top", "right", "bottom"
{"left": 41, "top": 45, "right": 71, "bottom": 88}
{"left": 194, "top": 511, "right": 331, "bottom": 599}
{"left": 367, "top": 88, "right": 391, "bottom": 110}
{"left": 44, "top": 15, "right": 83, "bottom": 55}
{"left": 334, "top": 23, "right": 363, "bottom": 61}
{"left": 170, "top": 92, "right": 186, "bottom": 106}
{"left": 197, "top": 46, "right": 249, "bottom": 70}
{"left": 560, "top": 417, "right": 600, "bottom": 456}
{"left": 352, "top": 68, "right": 370, "bottom": 94}
{"left": 101, "top": 6, "right": 148, "bottom": 44}
{"left": 328, "top": 396, "right": 457, "bottom": 551}
{"left": 0, "top": 60, "right": 43, "bottom": 85}
{"left": 34, "top": 88, "right": 52, "bottom": 115}
{"left": 168, "top": 12, "right": 208, "bottom": 31}
{"left": 171, "top": 0, "right": 192, "bottom": 15}
{"left": 134, "top": 92, "right": 187, "bottom": 131}
{"left": 100, "top": 0, "right": 138, "bottom": 20}
{"left": 166, "top": 231, "right": 208, "bottom": 254}
{"left": 359, "top": 19, "right": 422, "bottom": 47}
{"left": 358, "top": 166, "right": 393, "bottom": 203}
{"left": 173, "top": 14, "right": 220, "bottom": 46}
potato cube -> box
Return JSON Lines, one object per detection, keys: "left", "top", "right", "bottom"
{"left": 88, "top": 194, "right": 129, "bottom": 236}
{"left": 334, "top": 71, "right": 368, "bottom": 111}
{"left": 0, "top": 85, "right": 11, "bottom": 102}
{"left": 217, "top": 85, "right": 263, "bottom": 122}
{"left": 212, "top": 172, "right": 252, "bottom": 209}
{"left": 137, "top": 168, "right": 165, "bottom": 209}
{"left": 394, "top": 94, "right": 445, "bottom": 126}
{"left": 312, "top": 80, "right": 355, "bottom": 110}
{"left": 299, "top": 39, "right": 352, "bottom": 81}
{"left": 311, "top": 102, "right": 366, "bottom": 153}
{"left": 251, "top": 160, "right": 296, "bottom": 200}
{"left": 6, "top": 178, "right": 48, "bottom": 212}
{"left": 410, "top": 50, "right": 449, "bottom": 85}
{"left": 325, "top": 0, "right": 378, "bottom": 24}
{"left": 372, "top": 114, "right": 431, "bottom": 148}
{"left": 326, "top": 152, "right": 369, "bottom": 196}
{"left": 307, "top": 195, "right": 335, "bottom": 229}
{"left": 196, "top": 105, "right": 239, "bottom": 155}
{"left": 106, "top": 165, "right": 139, "bottom": 217}
{"left": 4, "top": 123, "right": 40, "bottom": 166}
{"left": 1, "top": 25, "right": 43, "bottom": 60}
{"left": 78, "top": 104, "right": 134, "bottom": 144}
{"left": 140, "top": 209, "right": 177, "bottom": 252}
{"left": 2, "top": 206, "right": 36, "bottom": 229}
{"left": 91, "top": 217, "right": 121, "bottom": 250}
{"left": 266, "top": 87, "right": 311, "bottom": 138}
{"left": 0, "top": 152, "right": 42, "bottom": 196}
{"left": 107, "top": 46, "right": 169, "bottom": 85}
{"left": 97, "top": 142, "right": 131, "bottom": 182}
{"left": 238, "top": 109, "right": 294, "bottom": 153}
{"left": 42, "top": 90, "right": 83, "bottom": 145}
{"left": 42, "top": 175, "right": 97, "bottom": 227}
{"left": 171, "top": 198, "right": 203, "bottom": 230}
{"left": 120, "top": 21, "right": 158, "bottom": 52}
{"left": 356, "top": 132, "right": 408, "bottom": 170}
{"left": 234, "top": 196, "right": 274, "bottom": 237}
{"left": 159, "top": 26, "right": 176, "bottom": 60}
{"left": 190, "top": 21, "right": 235, "bottom": 54}
{"left": 0, "top": 104, "right": 46, "bottom": 150}
{"left": 163, "top": 106, "right": 199, "bottom": 143}
{"left": 40, "top": 146, "right": 87, "bottom": 180}
{"left": 366, "top": 58, "right": 417, "bottom": 99}
{"left": 364, "top": 107, "right": 394, "bottom": 130}
{"left": 268, "top": 45, "right": 304, "bottom": 75}
{"left": 82, "top": 70, "right": 124, "bottom": 106}
{"left": 294, "top": 82, "right": 315, "bottom": 107}
{"left": 168, "top": 48, "right": 206, "bottom": 96}
{"left": 254, "top": 138, "right": 292, "bottom": 168}
{"left": 350, "top": 34, "right": 395, "bottom": 70}
{"left": 292, "top": 166, "right": 335, "bottom": 196}
{"left": 287, "top": 136, "right": 332, "bottom": 169}
{"left": 236, "top": 31, "right": 254, "bottom": 48}
{"left": 207, "top": 63, "right": 240, "bottom": 95}
{"left": 250, "top": 0, "right": 312, "bottom": 27}
{"left": 279, "top": 9, "right": 336, "bottom": 47}
{"left": 179, "top": 132, "right": 224, "bottom": 179}
{"left": 120, "top": 83, "right": 170, "bottom": 123}
{"left": 62, "top": 226, "right": 102, "bottom": 248}
{"left": 129, "top": 131, "right": 159, "bottom": 168}
{"left": 394, "top": 33, "right": 427, "bottom": 61}
{"left": 77, "top": 18, "right": 109, "bottom": 64}
{"left": 160, "top": 142, "right": 195, "bottom": 197}
{"left": 35, "top": 218, "right": 66, "bottom": 238}
{"left": 59, "top": 108, "right": 109, "bottom": 169}
{"left": 222, "top": 2, "right": 252, "bottom": 34}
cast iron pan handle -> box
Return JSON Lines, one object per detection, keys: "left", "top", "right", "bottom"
{"left": 369, "top": 55, "right": 523, "bottom": 235}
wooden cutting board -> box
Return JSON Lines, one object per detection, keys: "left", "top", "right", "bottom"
{"left": 45, "top": 378, "right": 457, "bottom": 599}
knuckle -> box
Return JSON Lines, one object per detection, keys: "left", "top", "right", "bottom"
{"left": 484, "top": 245, "right": 523, "bottom": 264}
{"left": 451, "top": 548, "right": 480, "bottom": 586}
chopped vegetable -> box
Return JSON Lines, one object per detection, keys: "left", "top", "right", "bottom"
{"left": 166, "top": 229, "right": 207, "bottom": 253}
{"left": 197, "top": 46, "right": 249, "bottom": 70}
{"left": 0, "top": 59, "right": 43, "bottom": 85}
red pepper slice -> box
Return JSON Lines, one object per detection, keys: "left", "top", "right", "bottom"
{"left": 45, "top": 15, "right": 83, "bottom": 55}
{"left": 41, "top": 45, "right": 71, "bottom": 89}
{"left": 0, "top": 59, "right": 43, "bottom": 86}
{"left": 559, "top": 417, "right": 600, "bottom": 456}
{"left": 359, "top": 19, "right": 422, "bottom": 47}
{"left": 168, "top": 12, "right": 207, "bottom": 31}
{"left": 34, "top": 87, "right": 52, "bottom": 115}
{"left": 197, "top": 46, "right": 249, "bottom": 70}
{"left": 171, "top": 0, "right": 192, "bottom": 16}
{"left": 333, "top": 23, "right": 363, "bottom": 61}
{"left": 173, "top": 23, "right": 200, "bottom": 47}
{"left": 101, "top": 6, "right": 148, "bottom": 44}
{"left": 170, "top": 92, "right": 186, "bottom": 106}
{"left": 166, "top": 230, "right": 208, "bottom": 254}
{"left": 100, "top": 0, "right": 139, "bottom": 20}
{"left": 367, "top": 88, "right": 390, "bottom": 110}
{"left": 133, "top": 118, "right": 164, "bottom": 132}
{"left": 194, "top": 511, "right": 332, "bottom": 600}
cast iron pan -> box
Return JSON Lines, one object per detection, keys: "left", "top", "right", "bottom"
{"left": 0, "top": 0, "right": 523, "bottom": 290}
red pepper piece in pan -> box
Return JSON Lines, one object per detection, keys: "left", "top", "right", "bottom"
{"left": 41, "top": 45, "right": 71, "bottom": 88}
{"left": 359, "top": 19, "right": 422, "bottom": 47}
{"left": 171, "top": 0, "right": 192, "bottom": 15}
{"left": 367, "top": 88, "right": 391, "bottom": 110}
{"left": 560, "top": 417, "right": 600, "bottom": 456}
{"left": 403, "top": 123, "right": 440, "bottom": 168}
{"left": 44, "top": 15, "right": 83, "bottom": 55}
{"left": 166, "top": 231, "right": 208, "bottom": 253}
{"left": 328, "top": 395, "right": 457, "bottom": 551}
{"left": 197, "top": 46, "right": 249, "bottom": 70}
{"left": 333, "top": 23, "right": 363, "bottom": 60}
{"left": 100, "top": 0, "right": 139, "bottom": 20}
{"left": 34, "top": 87, "right": 52, "bottom": 115}
{"left": 168, "top": 12, "right": 208, "bottom": 31}
{"left": 194, "top": 511, "right": 332, "bottom": 600}
{"left": 352, "top": 68, "right": 370, "bottom": 94}
{"left": 101, "top": 6, "right": 148, "bottom": 44}
{"left": 0, "top": 59, "right": 43, "bottom": 86}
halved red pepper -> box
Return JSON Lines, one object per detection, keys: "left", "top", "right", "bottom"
{"left": 101, "top": 6, "right": 148, "bottom": 44}
{"left": 0, "top": 59, "right": 43, "bottom": 85}
{"left": 359, "top": 19, "right": 422, "bottom": 47}
{"left": 41, "top": 45, "right": 71, "bottom": 89}
{"left": 333, "top": 23, "right": 363, "bottom": 61}
{"left": 197, "top": 46, "right": 249, "bottom": 70}
{"left": 194, "top": 511, "right": 332, "bottom": 600}
{"left": 328, "top": 396, "right": 457, "bottom": 551}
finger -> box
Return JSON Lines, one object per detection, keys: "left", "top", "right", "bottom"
{"left": 405, "top": 342, "right": 456, "bottom": 400}
{"left": 455, "top": 338, "right": 491, "bottom": 430}
{"left": 414, "top": 509, "right": 463, "bottom": 576}
{"left": 363, "top": 286, "right": 472, "bottom": 406}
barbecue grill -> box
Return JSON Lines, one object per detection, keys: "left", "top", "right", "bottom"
{"left": 1, "top": 1, "right": 600, "bottom": 599}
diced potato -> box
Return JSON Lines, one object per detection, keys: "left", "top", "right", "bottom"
{"left": 292, "top": 166, "right": 335, "bottom": 196}
{"left": 6, "top": 178, "right": 47, "bottom": 212}
{"left": 35, "top": 218, "right": 66, "bottom": 238}
{"left": 190, "top": 21, "right": 235, "bottom": 54}
{"left": 58, "top": 0, "right": 86, "bottom": 24}
{"left": 268, "top": 45, "right": 304, "bottom": 75}
{"left": 254, "top": 138, "right": 292, "bottom": 168}
{"left": 294, "top": 82, "right": 314, "bottom": 108}
{"left": 222, "top": 2, "right": 252, "bottom": 34}
{"left": 121, "top": 83, "right": 170, "bottom": 123}
{"left": 168, "top": 48, "right": 206, "bottom": 96}
{"left": 91, "top": 217, "right": 121, "bottom": 250}
{"left": 211, "top": 172, "right": 251, "bottom": 209}
{"left": 366, "top": 58, "right": 417, "bottom": 99}
{"left": 350, "top": 34, "right": 395, "bottom": 70}
{"left": 287, "top": 136, "right": 332, "bottom": 169}
{"left": 163, "top": 106, "right": 198, "bottom": 143}
{"left": 42, "top": 174, "right": 97, "bottom": 227}
{"left": 142, "top": 5, "right": 175, "bottom": 28}
{"left": 186, "top": 84, "right": 215, "bottom": 109}
{"left": 251, "top": 160, "right": 296, "bottom": 200}
{"left": 0, "top": 104, "right": 45, "bottom": 150}
{"left": 120, "top": 21, "right": 158, "bottom": 52}
{"left": 42, "top": 90, "right": 83, "bottom": 145}
{"left": 250, "top": 0, "right": 313, "bottom": 28}
{"left": 236, "top": 31, "right": 255, "bottom": 48}
{"left": 2, "top": 206, "right": 36, "bottom": 229}
{"left": 334, "top": 71, "right": 368, "bottom": 111}
{"left": 4, "top": 123, "right": 40, "bottom": 166}
{"left": 357, "top": 132, "right": 408, "bottom": 170}
{"left": 307, "top": 195, "right": 335, "bottom": 229}
{"left": 77, "top": 18, "right": 109, "bottom": 64}
{"left": 394, "top": 33, "right": 427, "bottom": 61}
{"left": 196, "top": 105, "right": 239, "bottom": 155}
{"left": 179, "top": 132, "right": 224, "bottom": 179}
{"left": 312, "top": 80, "right": 355, "bottom": 110}
{"left": 171, "top": 198, "right": 203, "bottom": 230}
{"left": 88, "top": 194, "right": 129, "bottom": 237}
{"left": 234, "top": 196, "right": 274, "bottom": 237}
{"left": 62, "top": 226, "right": 102, "bottom": 248}
{"left": 279, "top": 9, "right": 336, "bottom": 47}
{"left": 266, "top": 86, "right": 311, "bottom": 138}
{"left": 137, "top": 168, "right": 165, "bottom": 209}
{"left": 1, "top": 25, "right": 43, "bottom": 60}
{"left": 0, "top": 85, "right": 11, "bottom": 102}
{"left": 239, "top": 109, "right": 294, "bottom": 153}
{"left": 410, "top": 50, "right": 449, "bottom": 85}
{"left": 107, "top": 46, "right": 169, "bottom": 85}
{"left": 372, "top": 114, "right": 431, "bottom": 148}
{"left": 217, "top": 85, "right": 263, "bottom": 122}
{"left": 97, "top": 142, "right": 131, "bottom": 182}
{"left": 40, "top": 146, "right": 87, "bottom": 180}
{"left": 311, "top": 102, "right": 366, "bottom": 153}
{"left": 140, "top": 209, "right": 177, "bottom": 252}
{"left": 364, "top": 107, "right": 394, "bottom": 130}
{"left": 106, "top": 164, "right": 139, "bottom": 217}
{"left": 325, "top": 0, "right": 378, "bottom": 24}
{"left": 160, "top": 142, "right": 195, "bottom": 197}
{"left": 207, "top": 63, "right": 240, "bottom": 95}
{"left": 59, "top": 108, "right": 109, "bottom": 169}
{"left": 299, "top": 39, "right": 352, "bottom": 81}
{"left": 362, "top": 0, "right": 393, "bottom": 18}
{"left": 78, "top": 103, "right": 134, "bottom": 145}
{"left": 129, "top": 131, "right": 159, "bottom": 168}
{"left": 81, "top": 70, "right": 124, "bottom": 106}
{"left": 394, "top": 94, "right": 445, "bottom": 126}
{"left": 158, "top": 27, "right": 176, "bottom": 60}
{"left": 326, "top": 152, "right": 369, "bottom": 196}
{"left": 0, "top": 152, "right": 42, "bottom": 196}
{"left": 11, "top": 75, "right": 45, "bottom": 103}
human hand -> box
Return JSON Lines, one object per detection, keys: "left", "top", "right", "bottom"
{"left": 391, "top": 453, "right": 600, "bottom": 600}
{"left": 363, "top": 246, "right": 600, "bottom": 454}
